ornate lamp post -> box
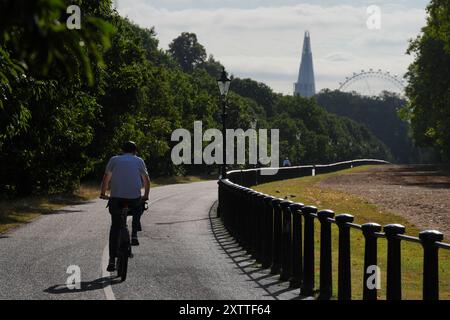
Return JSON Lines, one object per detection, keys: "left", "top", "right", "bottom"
{"left": 251, "top": 116, "right": 258, "bottom": 169}
{"left": 217, "top": 68, "right": 231, "bottom": 179}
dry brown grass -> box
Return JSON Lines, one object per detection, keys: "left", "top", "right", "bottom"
{"left": 0, "top": 175, "right": 214, "bottom": 234}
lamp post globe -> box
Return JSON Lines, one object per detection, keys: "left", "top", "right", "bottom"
{"left": 217, "top": 68, "right": 231, "bottom": 97}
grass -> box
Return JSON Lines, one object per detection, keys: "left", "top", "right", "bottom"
{"left": 0, "top": 175, "right": 215, "bottom": 235}
{"left": 254, "top": 165, "right": 450, "bottom": 300}
{"left": 0, "top": 194, "right": 87, "bottom": 234}
{"left": 150, "top": 175, "right": 215, "bottom": 188}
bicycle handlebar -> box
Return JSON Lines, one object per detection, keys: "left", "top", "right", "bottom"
{"left": 100, "top": 195, "right": 149, "bottom": 211}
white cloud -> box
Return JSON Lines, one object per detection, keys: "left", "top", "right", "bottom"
{"left": 117, "top": 1, "right": 426, "bottom": 95}
{"left": 115, "top": 0, "right": 429, "bottom": 10}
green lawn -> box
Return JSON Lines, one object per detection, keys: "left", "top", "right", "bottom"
{"left": 254, "top": 165, "right": 450, "bottom": 300}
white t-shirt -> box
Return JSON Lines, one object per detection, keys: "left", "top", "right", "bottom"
{"left": 105, "top": 154, "right": 149, "bottom": 199}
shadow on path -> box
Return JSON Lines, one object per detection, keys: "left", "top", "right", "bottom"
{"left": 44, "top": 276, "right": 121, "bottom": 295}
{"left": 155, "top": 218, "right": 210, "bottom": 226}
{"left": 209, "top": 202, "right": 308, "bottom": 301}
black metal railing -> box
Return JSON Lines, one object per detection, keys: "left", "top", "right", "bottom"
{"left": 226, "top": 159, "right": 390, "bottom": 187}
{"left": 217, "top": 160, "right": 450, "bottom": 300}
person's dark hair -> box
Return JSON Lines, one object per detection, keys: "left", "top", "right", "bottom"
{"left": 122, "top": 141, "right": 138, "bottom": 154}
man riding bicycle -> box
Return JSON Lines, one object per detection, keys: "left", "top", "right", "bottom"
{"left": 100, "top": 141, "right": 150, "bottom": 272}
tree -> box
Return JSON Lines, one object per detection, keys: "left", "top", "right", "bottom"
{"left": 200, "top": 55, "right": 224, "bottom": 78}
{"left": 168, "top": 32, "right": 207, "bottom": 73}
{"left": 231, "top": 78, "right": 277, "bottom": 117}
{"left": 271, "top": 95, "right": 391, "bottom": 165}
{"left": 403, "top": 0, "right": 450, "bottom": 161}
{"left": 0, "top": 0, "right": 115, "bottom": 197}
{"left": 0, "top": 0, "right": 114, "bottom": 87}
{"left": 316, "top": 90, "right": 424, "bottom": 163}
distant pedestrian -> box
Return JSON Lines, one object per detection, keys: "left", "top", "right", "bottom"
{"left": 282, "top": 157, "right": 291, "bottom": 167}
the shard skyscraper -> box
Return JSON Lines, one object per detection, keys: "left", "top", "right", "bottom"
{"left": 294, "top": 31, "right": 316, "bottom": 98}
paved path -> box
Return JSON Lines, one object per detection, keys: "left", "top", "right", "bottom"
{"left": 0, "top": 181, "right": 288, "bottom": 300}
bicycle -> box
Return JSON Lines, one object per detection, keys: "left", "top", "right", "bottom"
{"left": 101, "top": 195, "right": 148, "bottom": 282}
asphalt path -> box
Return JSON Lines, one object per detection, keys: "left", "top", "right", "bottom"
{"left": 0, "top": 181, "right": 278, "bottom": 300}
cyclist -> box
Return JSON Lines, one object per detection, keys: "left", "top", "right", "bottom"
{"left": 100, "top": 141, "right": 150, "bottom": 272}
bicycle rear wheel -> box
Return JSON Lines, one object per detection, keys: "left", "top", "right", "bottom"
{"left": 117, "top": 253, "right": 128, "bottom": 282}
{"left": 116, "top": 206, "right": 131, "bottom": 282}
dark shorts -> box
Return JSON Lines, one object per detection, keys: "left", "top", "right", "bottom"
{"left": 108, "top": 197, "right": 144, "bottom": 259}
{"left": 107, "top": 197, "right": 143, "bottom": 217}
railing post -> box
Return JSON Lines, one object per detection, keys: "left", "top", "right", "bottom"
{"left": 244, "top": 189, "right": 254, "bottom": 254}
{"left": 249, "top": 191, "right": 260, "bottom": 258}
{"left": 219, "top": 181, "right": 224, "bottom": 224}
{"left": 271, "top": 198, "right": 283, "bottom": 274}
{"left": 217, "top": 181, "right": 222, "bottom": 218}
{"left": 280, "top": 201, "right": 294, "bottom": 281}
{"left": 262, "top": 196, "right": 274, "bottom": 269}
{"left": 228, "top": 186, "right": 235, "bottom": 237}
{"left": 317, "top": 210, "right": 335, "bottom": 300}
{"left": 362, "top": 223, "right": 382, "bottom": 300}
{"left": 419, "top": 230, "right": 444, "bottom": 300}
{"left": 335, "top": 214, "right": 354, "bottom": 300}
{"left": 235, "top": 186, "right": 245, "bottom": 244}
{"left": 301, "top": 206, "right": 318, "bottom": 297}
{"left": 229, "top": 186, "right": 237, "bottom": 240}
{"left": 255, "top": 193, "right": 266, "bottom": 264}
{"left": 384, "top": 224, "right": 405, "bottom": 300}
{"left": 249, "top": 191, "right": 257, "bottom": 258}
{"left": 289, "top": 203, "right": 304, "bottom": 288}
{"left": 236, "top": 188, "right": 244, "bottom": 247}
{"left": 225, "top": 185, "right": 231, "bottom": 235}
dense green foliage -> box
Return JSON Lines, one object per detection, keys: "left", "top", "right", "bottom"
{"left": 0, "top": 0, "right": 391, "bottom": 198}
{"left": 403, "top": 0, "right": 450, "bottom": 162}
{"left": 316, "top": 90, "right": 434, "bottom": 163}
{"left": 0, "top": 0, "right": 114, "bottom": 196}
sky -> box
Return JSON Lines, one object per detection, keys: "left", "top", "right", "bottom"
{"left": 115, "top": 0, "right": 429, "bottom": 95}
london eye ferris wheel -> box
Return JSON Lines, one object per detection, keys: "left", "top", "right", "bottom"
{"left": 338, "top": 69, "right": 406, "bottom": 97}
